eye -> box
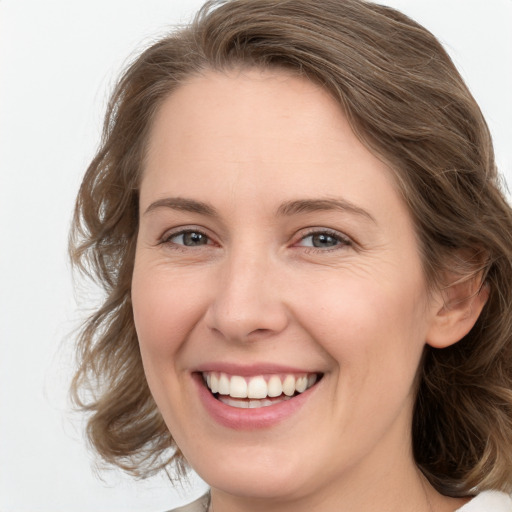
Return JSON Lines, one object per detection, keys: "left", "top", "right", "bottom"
{"left": 296, "top": 230, "right": 351, "bottom": 250}
{"left": 163, "top": 229, "right": 211, "bottom": 247}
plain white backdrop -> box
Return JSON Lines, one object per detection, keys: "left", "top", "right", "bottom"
{"left": 1, "top": 1, "right": 511, "bottom": 511}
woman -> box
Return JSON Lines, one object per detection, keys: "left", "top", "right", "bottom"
{"left": 70, "top": 1, "right": 512, "bottom": 511}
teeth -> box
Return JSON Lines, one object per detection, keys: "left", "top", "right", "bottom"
{"left": 203, "top": 371, "right": 319, "bottom": 402}
{"left": 267, "top": 375, "right": 283, "bottom": 397}
{"left": 220, "top": 397, "right": 249, "bottom": 408}
{"left": 209, "top": 373, "right": 219, "bottom": 393}
{"left": 218, "top": 373, "right": 230, "bottom": 395}
{"left": 218, "top": 395, "right": 292, "bottom": 409}
{"left": 247, "top": 376, "right": 268, "bottom": 399}
{"left": 296, "top": 376, "right": 308, "bottom": 393}
{"left": 230, "top": 376, "right": 248, "bottom": 398}
{"left": 282, "top": 375, "right": 296, "bottom": 396}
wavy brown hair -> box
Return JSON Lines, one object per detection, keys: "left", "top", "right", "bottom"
{"left": 70, "top": 0, "right": 512, "bottom": 495}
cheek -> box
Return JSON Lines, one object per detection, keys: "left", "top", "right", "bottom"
{"left": 131, "top": 263, "right": 206, "bottom": 419}
{"left": 295, "top": 269, "right": 429, "bottom": 381}
{"left": 131, "top": 262, "right": 205, "bottom": 361}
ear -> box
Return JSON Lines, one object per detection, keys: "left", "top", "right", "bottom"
{"left": 426, "top": 273, "right": 489, "bottom": 349}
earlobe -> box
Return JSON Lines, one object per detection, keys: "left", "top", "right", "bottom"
{"left": 426, "top": 276, "right": 489, "bottom": 349}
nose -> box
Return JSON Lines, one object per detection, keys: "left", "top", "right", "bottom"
{"left": 204, "top": 248, "right": 289, "bottom": 343}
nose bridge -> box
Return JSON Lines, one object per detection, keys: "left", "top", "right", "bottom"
{"left": 206, "top": 240, "right": 288, "bottom": 341}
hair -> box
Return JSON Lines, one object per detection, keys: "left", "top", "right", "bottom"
{"left": 70, "top": 0, "right": 512, "bottom": 496}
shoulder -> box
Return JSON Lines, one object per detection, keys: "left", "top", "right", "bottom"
{"left": 165, "top": 494, "right": 210, "bottom": 512}
{"left": 456, "top": 491, "right": 512, "bottom": 511}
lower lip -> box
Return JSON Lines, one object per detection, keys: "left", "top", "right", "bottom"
{"left": 193, "top": 373, "right": 318, "bottom": 430}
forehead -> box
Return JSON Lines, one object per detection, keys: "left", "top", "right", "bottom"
{"left": 145, "top": 67, "right": 345, "bottom": 163}
{"left": 141, "top": 68, "right": 404, "bottom": 224}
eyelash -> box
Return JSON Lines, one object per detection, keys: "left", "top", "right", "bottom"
{"left": 295, "top": 228, "right": 352, "bottom": 253}
{"left": 159, "top": 227, "right": 353, "bottom": 252}
{"left": 159, "top": 228, "right": 213, "bottom": 249}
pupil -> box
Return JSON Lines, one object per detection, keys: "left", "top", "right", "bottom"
{"left": 313, "top": 234, "right": 337, "bottom": 248}
{"left": 184, "top": 232, "right": 206, "bottom": 246}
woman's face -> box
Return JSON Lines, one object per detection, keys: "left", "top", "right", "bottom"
{"left": 132, "top": 69, "right": 443, "bottom": 502}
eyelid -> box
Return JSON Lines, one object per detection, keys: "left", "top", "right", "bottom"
{"left": 293, "top": 227, "right": 353, "bottom": 250}
{"left": 159, "top": 226, "right": 215, "bottom": 246}
{"left": 157, "top": 225, "right": 353, "bottom": 251}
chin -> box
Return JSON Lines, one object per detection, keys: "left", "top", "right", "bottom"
{"left": 182, "top": 440, "right": 316, "bottom": 500}
{"left": 201, "top": 462, "right": 309, "bottom": 500}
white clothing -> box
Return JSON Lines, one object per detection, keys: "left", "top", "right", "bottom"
{"left": 169, "top": 490, "right": 512, "bottom": 511}
{"left": 456, "top": 490, "right": 512, "bottom": 511}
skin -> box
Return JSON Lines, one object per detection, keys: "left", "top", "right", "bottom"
{"left": 132, "top": 68, "right": 485, "bottom": 512}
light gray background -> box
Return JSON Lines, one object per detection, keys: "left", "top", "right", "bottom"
{"left": 1, "top": 1, "right": 511, "bottom": 511}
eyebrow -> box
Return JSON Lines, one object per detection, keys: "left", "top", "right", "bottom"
{"left": 143, "top": 196, "right": 375, "bottom": 223}
{"left": 144, "top": 197, "right": 218, "bottom": 217}
{"left": 276, "top": 198, "right": 375, "bottom": 223}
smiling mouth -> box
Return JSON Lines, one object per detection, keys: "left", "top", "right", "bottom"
{"left": 201, "top": 371, "right": 322, "bottom": 409}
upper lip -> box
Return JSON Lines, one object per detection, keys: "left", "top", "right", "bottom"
{"left": 193, "top": 362, "right": 322, "bottom": 377}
